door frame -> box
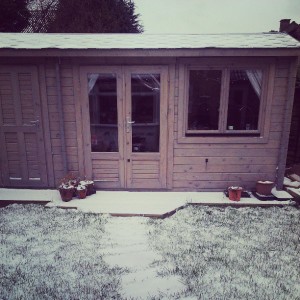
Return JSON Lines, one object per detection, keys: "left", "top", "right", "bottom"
{"left": 124, "top": 66, "right": 168, "bottom": 189}
{"left": 79, "top": 65, "right": 169, "bottom": 189}
{"left": 80, "top": 66, "right": 125, "bottom": 188}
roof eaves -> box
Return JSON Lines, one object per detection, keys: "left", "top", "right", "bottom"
{"left": 1, "top": 47, "right": 300, "bottom": 58}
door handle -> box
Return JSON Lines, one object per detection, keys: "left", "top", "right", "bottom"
{"left": 28, "top": 119, "right": 40, "bottom": 127}
{"left": 126, "top": 117, "right": 135, "bottom": 132}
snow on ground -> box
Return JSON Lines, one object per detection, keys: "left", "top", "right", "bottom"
{"left": 45, "top": 191, "right": 293, "bottom": 217}
{"left": 101, "top": 217, "right": 185, "bottom": 299}
{"left": 0, "top": 205, "right": 123, "bottom": 299}
{"left": 0, "top": 189, "right": 294, "bottom": 218}
{"left": 0, "top": 188, "right": 58, "bottom": 201}
{"left": 48, "top": 191, "right": 188, "bottom": 216}
{"left": 148, "top": 205, "right": 300, "bottom": 299}
{"left": 1, "top": 202, "right": 300, "bottom": 299}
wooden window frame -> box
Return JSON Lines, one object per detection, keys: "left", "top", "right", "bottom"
{"left": 177, "top": 60, "right": 275, "bottom": 144}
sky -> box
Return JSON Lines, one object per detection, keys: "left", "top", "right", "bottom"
{"left": 134, "top": 0, "right": 300, "bottom": 34}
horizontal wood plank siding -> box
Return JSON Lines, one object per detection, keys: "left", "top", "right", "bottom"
{"left": 0, "top": 53, "right": 296, "bottom": 190}
{"left": 45, "top": 64, "right": 79, "bottom": 184}
{"left": 92, "top": 160, "right": 119, "bottom": 179}
{"left": 92, "top": 158, "right": 121, "bottom": 189}
{"left": 45, "top": 64, "right": 63, "bottom": 182}
{"left": 132, "top": 160, "right": 160, "bottom": 180}
{"left": 61, "top": 66, "right": 79, "bottom": 177}
{"left": 128, "top": 157, "right": 163, "bottom": 189}
{"left": 172, "top": 58, "right": 293, "bottom": 191}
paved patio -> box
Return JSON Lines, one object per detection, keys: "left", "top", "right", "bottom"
{"left": 0, "top": 188, "right": 295, "bottom": 218}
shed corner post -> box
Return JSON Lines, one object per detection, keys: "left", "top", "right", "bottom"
{"left": 276, "top": 56, "right": 299, "bottom": 190}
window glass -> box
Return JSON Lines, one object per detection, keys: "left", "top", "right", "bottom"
{"left": 187, "top": 70, "right": 222, "bottom": 130}
{"left": 227, "top": 70, "right": 262, "bottom": 131}
{"left": 131, "top": 74, "right": 160, "bottom": 152}
{"left": 88, "top": 74, "right": 118, "bottom": 152}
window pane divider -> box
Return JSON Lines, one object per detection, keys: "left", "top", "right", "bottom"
{"left": 184, "top": 67, "right": 190, "bottom": 133}
{"left": 219, "top": 69, "right": 230, "bottom": 133}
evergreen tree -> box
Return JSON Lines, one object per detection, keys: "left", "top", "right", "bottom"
{"left": 25, "top": 0, "right": 58, "bottom": 33}
{"left": 46, "top": 0, "right": 142, "bottom": 33}
{"left": 0, "top": 0, "right": 31, "bottom": 32}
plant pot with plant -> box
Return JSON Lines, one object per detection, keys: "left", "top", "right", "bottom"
{"left": 58, "top": 173, "right": 95, "bottom": 201}
{"left": 79, "top": 180, "right": 96, "bottom": 196}
{"left": 228, "top": 186, "right": 243, "bottom": 201}
{"left": 58, "top": 173, "right": 79, "bottom": 202}
{"left": 76, "top": 184, "right": 87, "bottom": 199}
{"left": 59, "top": 183, "right": 75, "bottom": 202}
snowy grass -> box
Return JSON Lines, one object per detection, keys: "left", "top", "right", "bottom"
{"left": 148, "top": 206, "right": 300, "bottom": 300}
{"left": 2, "top": 204, "right": 300, "bottom": 300}
{"left": 0, "top": 204, "right": 126, "bottom": 300}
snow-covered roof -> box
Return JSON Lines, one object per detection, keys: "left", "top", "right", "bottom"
{"left": 0, "top": 32, "right": 300, "bottom": 50}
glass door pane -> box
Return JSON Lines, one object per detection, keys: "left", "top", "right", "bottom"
{"left": 131, "top": 74, "right": 160, "bottom": 152}
{"left": 88, "top": 74, "right": 118, "bottom": 152}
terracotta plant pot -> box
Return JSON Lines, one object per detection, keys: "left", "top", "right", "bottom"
{"left": 256, "top": 181, "right": 274, "bottom": 196}
{"left": 77, "top": 187, "right": 87, "bottom": 199}
{"left": 86, "top": 183, "right": 96, "bottom": 196}
{"left": 228, "top": 187, "right": 243, "bottom": 201}
{"left": 80, "top": 180, "right": 96, "bottom": 196}
{"left": 59, "top": 187, "right": 75, "bottom": 202}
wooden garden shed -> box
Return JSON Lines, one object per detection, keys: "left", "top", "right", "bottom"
{"left": 0, "top": 32, "right": 300, "bottom": 191}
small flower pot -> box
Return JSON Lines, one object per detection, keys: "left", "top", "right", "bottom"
{"left": 76, "top": 187, "right": 87, "bottom": 199}
{"left": 256, "top": 181, "right": 274, "bottom": 196}
{"left": 80, "top": 180, "right": 96, "bottom": 196}
{"left": 59, "top": 187, "right": 75, "bottom": 202}
{"left": 228, "top": 187, "right": 243, "bottom": 201}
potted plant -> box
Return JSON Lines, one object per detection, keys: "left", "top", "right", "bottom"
{"left": 79, "top": 179, "right": 96, "bottom": 196}
{"left": 228, "top": 186, "right": 243, "bottom": 201}
{"left": 58, "top": 183, "right": 75, "bottom": 202}
{"left": 58, "top": 173, "right": 79, "bottom": 201}
{"left": 58, "top": 173, "right": 95, "bottom": 201}
{"left": 76, "top": 184, "right": 87, "bottom": 199}
{"left": 256, "top": 181, "right": 274, "bottom": 196}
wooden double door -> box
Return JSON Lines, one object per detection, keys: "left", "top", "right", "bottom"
{"left": 80, "top": 66, "right": 168, "bottom": 189}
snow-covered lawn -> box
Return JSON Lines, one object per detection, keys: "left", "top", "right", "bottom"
{"left": 148, "top": 206, "right": 300, "bottom": 299}
{"left": 1, "top": 204, "right": 300, "bottom": 299}
{"left": 0, "top": 205, "right": 124, "bottom": 299}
